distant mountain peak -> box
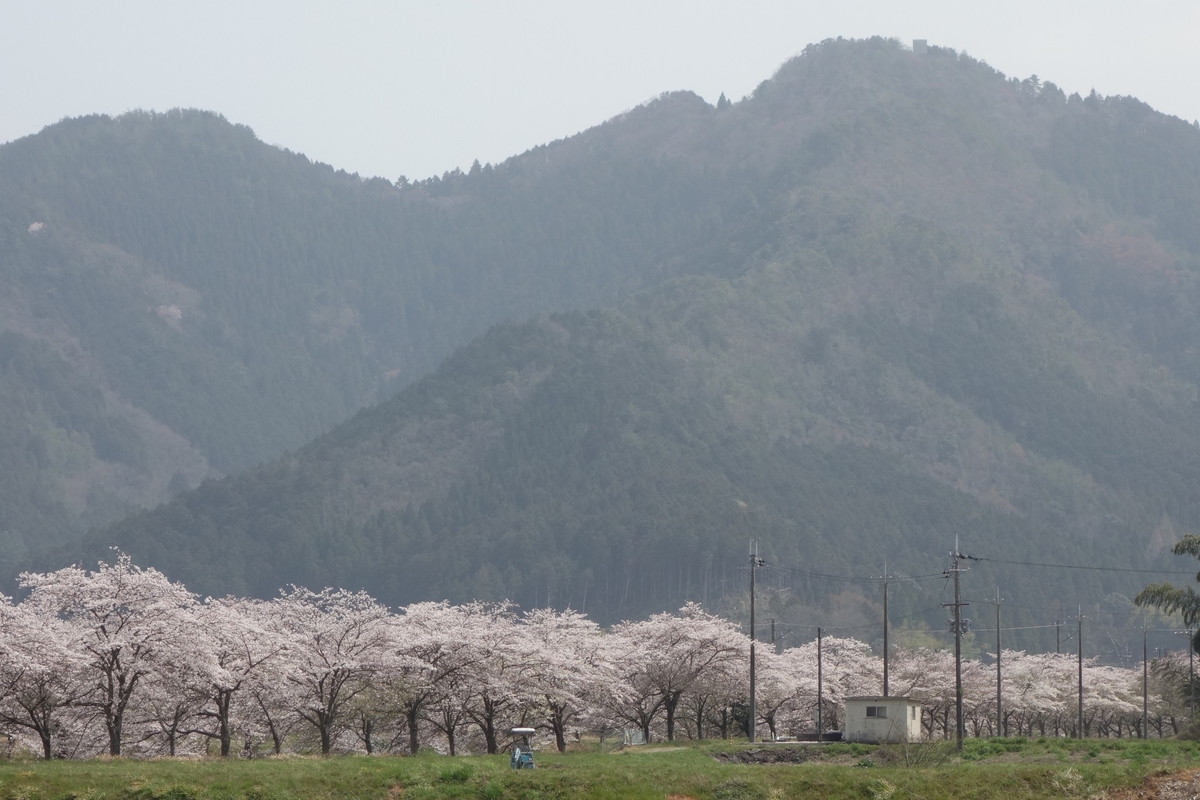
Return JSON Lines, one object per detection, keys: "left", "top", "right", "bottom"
{"left": 4, "top": 42, "right": 1199, "bottom": 645}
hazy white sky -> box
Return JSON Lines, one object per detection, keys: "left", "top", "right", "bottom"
{"left": 3, "top": 1, "right": 1197, "bottom": 181}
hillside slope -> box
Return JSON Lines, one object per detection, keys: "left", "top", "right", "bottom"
{"left": 0, "top": 90, "right": 769, "bottom": 559}
{"left": 68, "top": 39, "right": 1200, "bottom": 642}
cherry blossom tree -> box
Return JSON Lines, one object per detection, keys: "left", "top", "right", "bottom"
{"left": 1083, "top": 663, "right": 1141, "bottom": 738}
{"left": 0, "top": 596, "right": 85, "bottom": 759}
{"left": 521, "top": 607, "right": 623, "bottom": 751}
{"left": 136, "top": 666, "right": 203, "bottom": 756}
{"left": 1149, "top": 649, "right": 1196, "bottom": 736}
{"left": 1028, "top": 651, "right": 1082, "bottom": 736}
{"left": 451, "top": 602, "right": 530, "bottom": 755}
{"left": 386, "top": 601, "right": 492, "bottom": 754}
{"left": 244, "top": 659, "right": 303, "bottom": 755}
{"left": 0, "top": 551, "right": 1179, "bottom": 757}
{"left": 272, "top": 586, "right": 392, "bottom": 755}
{"left": 427, "top": 681, "right": 471, "bottom": 755}
{"left": 889, "top": 646, "right": 958, "bottom": 737}
{"left": 610, "top": 603, "right": 748, "bottom": 742}
{"left": 383, "top": 602, "right": 548, "bottom": 756}
{"left": 179, "top": 596, "right": 289, "bottom": 756}
{"left": 678, "top": 638, "right": 749, "bottom": 740}
{"left": 786, "top": 636, "right": 881, "bottom": 733}
{"left": 958, "top": 654, "right": 996, "bottom": 737}
{"left": 997, "top": 650, "right": 1072, "bottom": 737}
{"left": 754, "top": 648, "right": 810, "bottom": 740}
{"left": 19, "top": 553, "right": 198, "bottom": 756}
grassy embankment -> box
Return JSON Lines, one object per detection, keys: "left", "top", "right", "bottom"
{"left": 1, "top": 738, "right": 1199, "bottom": 800}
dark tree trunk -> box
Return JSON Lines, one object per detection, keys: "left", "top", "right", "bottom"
{"left": 664, "top": 691, "right": 682, "bottom": 742}
{"left": 406, "top": 705, "right": 421, "bottom": 755}
{"left": 549, "top": 705, "right": 567, "bottom": 753}
{"left": 216, "top": 690, "right": 233, "bottom": 757}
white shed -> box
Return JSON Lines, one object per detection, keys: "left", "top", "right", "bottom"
{"left": 843, "top": 696, "right": 923, "bottom": 744}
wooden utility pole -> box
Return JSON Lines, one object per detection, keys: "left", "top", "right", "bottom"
{"left": 817, "top": 626, "right": 824, "bottom": 740}
{"left": 995, "top": 588, "right": 1003, "bottom": 737}
{"left": 1142, "top": 626, "right": 1148, "bottom": 739}
{"left": 943, "top": 543, "right": 971, "bottom": 751}
{"left": 1077, "top": 609, "right": 1085, "bottom": 738}
{"left": 882, "top": 566, "right": 890, "bottom": 697}
{"left": 748, "top": 540, "right": 765, "bottom": 742}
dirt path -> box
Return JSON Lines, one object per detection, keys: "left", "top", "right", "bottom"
{"left": 1104, "top": 769, "right": 1200, "bottom": 799}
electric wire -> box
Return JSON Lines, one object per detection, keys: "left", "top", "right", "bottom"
{"left": 974, "top": 554, "right": 1193, "bottom": 576}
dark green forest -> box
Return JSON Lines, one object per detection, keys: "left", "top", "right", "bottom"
{"left": 5, "top": 38, "right": 1200, "bottom": 651}
{"left": 0, "top": 94, "right": 764, "bottom": 553}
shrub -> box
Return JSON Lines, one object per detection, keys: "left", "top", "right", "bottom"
{"left": 437, "top": 764, "right": 475, "bottom": 783}
{"left": 872, "top": 740, "right": 956, "bottom": 768}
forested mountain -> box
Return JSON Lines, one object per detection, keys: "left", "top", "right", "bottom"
{"left": 12, "top": 38, "right": 1200, "bottom": 646}
{"left": 0, "top": 83, "right": 763, "bottom": 562}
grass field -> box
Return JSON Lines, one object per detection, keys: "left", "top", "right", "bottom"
{"left": 1, "top": 738, "right": 1198, "bottom": 800}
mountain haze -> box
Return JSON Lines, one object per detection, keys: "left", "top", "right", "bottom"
{"left": 0, "top": 88, "right": 758, "bottom": 560}
{"left": 8, "top": 38, "right": 1200, "bottom": 645}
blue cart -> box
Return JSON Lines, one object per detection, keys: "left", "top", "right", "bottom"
{"left": 510, "top": 727, "right": 536, "bottom": 769}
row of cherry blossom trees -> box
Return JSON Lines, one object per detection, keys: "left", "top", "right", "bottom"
{"left": 0, "top": 555, "right": 1188, "bottom": 759}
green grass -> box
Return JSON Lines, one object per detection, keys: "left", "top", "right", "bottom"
{"left": 1, "top": 739, "right": 1199, "bottom": 800}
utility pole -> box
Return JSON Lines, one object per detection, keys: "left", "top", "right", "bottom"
{"left": 882, "top": 564, "right": 890, "bottom": 697}
{"left": 943, "top": 542, "right": 971, "bottom": 751}
{"left": 1076, "top": 608, "right": 1085, "bottom": 738}
{"left": 747, "top": 540, "right": 765, "bottom": 743}
{"left": 994, "top": 588, "right": 1003, "bottom": 737}
{"left": 817, "top": 626, "right": 823, "bottom": 740}
{"left": 1142, "top": 626, "right": 1148, "bottom": 739}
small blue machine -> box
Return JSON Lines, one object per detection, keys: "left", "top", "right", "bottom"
{"left": 510, "top": 727, "right": 536, "bottom": 769}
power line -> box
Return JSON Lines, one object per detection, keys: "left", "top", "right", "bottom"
{"left": 975, "top": 555, "right": 1193, "bottom": 576}
{"left": 971, "top": 623, "right": 1066, "bottom": 633}
{"left": 755, "top": 551, "right": 1195, "bottom": 658}
{"left": 776, "top": 565, "right": 947, "bottom": 583}
{"left": 769, "top": 620, "right": 877, "bottom": 634}
{"left": 774, "top": 553, "right": 1184, "bottom": 586}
